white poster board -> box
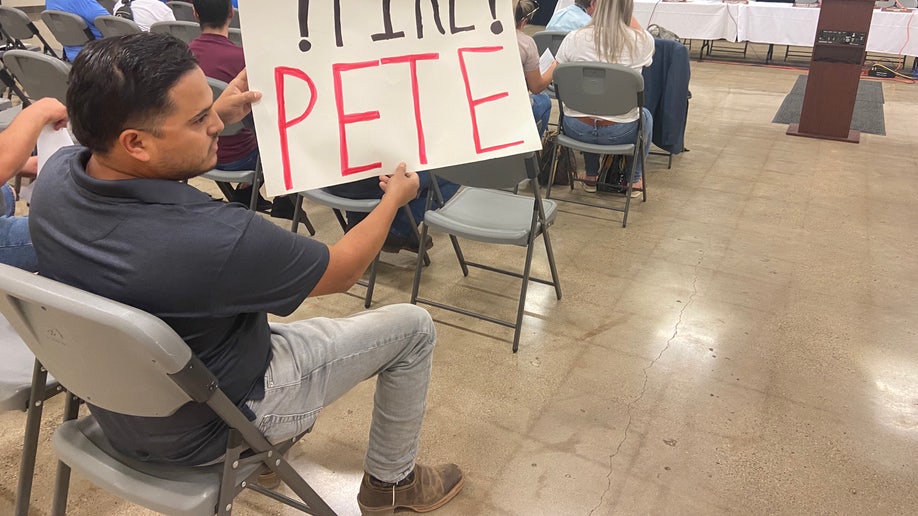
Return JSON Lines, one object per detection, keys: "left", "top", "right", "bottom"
{"left": 239, "top": 0, "right": 541, "bottom": 196}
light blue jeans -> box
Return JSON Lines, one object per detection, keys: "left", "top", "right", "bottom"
{"left": 531, "top": 92, "right": 552, "bottom": 137}
{"left": 561, "top": 107, "right": 653, "bottom": 182}
{"left": 0, "top": 185, "right": 37, "bottom": 272}
{"left": 245, "top": 304, "right": 436, "bottom": 484}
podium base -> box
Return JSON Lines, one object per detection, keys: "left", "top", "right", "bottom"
{"left": 786, "top": 123, "right": 860, "bottom": 144}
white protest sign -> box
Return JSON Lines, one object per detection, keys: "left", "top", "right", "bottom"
{"left": 239, "top": 0, "right": 541, "bottom": 196}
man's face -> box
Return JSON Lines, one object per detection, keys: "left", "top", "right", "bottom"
{"left": 143, "top": 67, "right": 224, "bottom": 180}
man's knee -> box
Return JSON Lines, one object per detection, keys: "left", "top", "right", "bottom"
{"left": 381, "top": 303, "right": 436, "bottom": 347}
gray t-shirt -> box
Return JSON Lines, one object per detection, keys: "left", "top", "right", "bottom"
{"left": 29, "top": 146, "right": 330, "bottom": 465}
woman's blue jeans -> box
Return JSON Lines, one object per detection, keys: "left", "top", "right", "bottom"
{"left": 561, "top": 107, "right": 653, "bottom": 182}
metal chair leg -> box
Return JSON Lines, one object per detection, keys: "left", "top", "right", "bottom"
{"left": 50, "top": 392, "right": 81, "bottom": 516}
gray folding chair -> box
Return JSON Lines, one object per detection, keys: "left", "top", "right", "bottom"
{"left": 40, "top": 10, "right": 96, "bottom": 61}
{"left": 94, "top": 15, "right": 142, "bottom": 38}
{"left": 228, "top": 27, "right": 242, "bottom": 47}
{"left": 410, "top": 153, "right": 562, "bottom": 352}
{"left": 98, "top": 0, "right": 117, "bottom": 12}
{"left": 150, "top": 20, "right": 201, "bottom": 44}
{"left": 547, "top": 62, "right": 648, "bottom": 228}
{"left": 167, "top": 1, "right": 197, "bottom": 22}
{"left": 230, "top": 8, "right": 240, "bottom": 29}
{"left": 0, "top": 315, "right": 67, "bottom": 516}
{"left": 532, "top": 30, "right": 567, "bottom": 100}
{"left": 0, "top": 6, "right": 60, "bottom": 58}
{"left": 291, "top": 190, "right": 428, "bottom": 308}
{"left": 1, "top": 49, "right": 71, "bottom": 104}
{"left": 0, "top": 263, "right": 337, "bottom": 516}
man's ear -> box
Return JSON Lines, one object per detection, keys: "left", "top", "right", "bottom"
{"left": 118, "top": 129, "right": 153, "bottom": 162}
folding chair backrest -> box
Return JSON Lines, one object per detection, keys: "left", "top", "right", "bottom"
{"left": 1, "top": 49, "right": 71, "bottom": 103}
{"left": 41, "top": 10, "right": 95, "bottom": 47}
{"left": 228, "top": 27, "right": 242, "bottom": 47}
{"left": 98, "top": 0, "right": 117, "bottom": 12}
{"left": 532, "top": 30, "right": 567, "bottom": 57}
{"left": 0, "top": 6, "right": 39, "bottom": 41}
{"left": 150, "top": 20, "right": 201, "bottom": 44}
{"left": 230, "top": 8, "right": 240, "bottom": 28}
{"left": 0, "top": 264, "right": 195, "bottom": 417}
{"left": 167, "top": 1, "right": 196, "bottom": 22}
{"left": 427, "top": 153, "right": 538, "bottom": 190}
{"left": 95, "top": 15, "right": 142, "bottom": 38}
{"left": 553, "top": 62, "right": 644, "bottom": 118}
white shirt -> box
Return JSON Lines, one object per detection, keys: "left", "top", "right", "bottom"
{"left": 113, "top": 0, "right": 176, "bottom": 31}
{"left": 555, "top": 25, "right": 655, "bottom": 122}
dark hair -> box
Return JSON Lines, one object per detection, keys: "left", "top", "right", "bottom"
{"left": 67, "top": 33, "right": 199, "bottom": 154}
{"left": 192, "top": 0, "right": 233, "bottom": 30}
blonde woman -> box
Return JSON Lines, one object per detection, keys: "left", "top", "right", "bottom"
{"left": 514, "top": 0, "right": 556, "bottom": 135}
{"left": 555, "top": 0, "right": 653, "bottom": 194}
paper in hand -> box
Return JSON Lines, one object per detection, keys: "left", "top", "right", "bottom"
{"left": 539, "top": 48, "right": 555, "bottom": 75}
{"left": 37, "top": 126, "right": 73, "bottom": 177}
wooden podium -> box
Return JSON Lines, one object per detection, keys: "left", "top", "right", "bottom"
{"left": 787, "top": 0, "right": 875, "bottom": 143}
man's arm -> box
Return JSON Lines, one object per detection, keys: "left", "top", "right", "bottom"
{"left": 309, "top": 163, "right": 420, "bottom": 297}
{"left": 0, "top": 98, "right": 68, "bottom": 183}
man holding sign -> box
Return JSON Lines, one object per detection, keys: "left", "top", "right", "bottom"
{"left": 29, "top": 33, "right": 463, "bottom": 514}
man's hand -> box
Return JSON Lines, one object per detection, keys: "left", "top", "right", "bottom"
{"left": 31, "top": 98, "right": 68, "bottom": 130}
{"left": 214, "top": 69, "right": 262, "bottom": 125}
{"left": 378, "top": 162, "right": 421, "bottom": 207}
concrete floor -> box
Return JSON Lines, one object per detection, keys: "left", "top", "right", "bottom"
{"left": 2, "top": 41, "right": 918, "bottom": 516}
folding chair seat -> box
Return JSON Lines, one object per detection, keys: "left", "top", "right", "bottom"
{"left": 0, "top": 263, "right": 337, "bottom": 516}
{"left": 0, "top": 315, "right": 67, "bottom": 516}
{"left": 1, "top": 49, "right": 71, "bottom": 104}
{"left": 546, "top": 62, "right": 648, "bottom": 228}
{"left": 94, "top": 15, "right": 142, "bottom": 38}
{"left": 0, "top": 6, "right": 60, "bottom": 58}
{"left": 166, "top": 1, "right": 197, "bottom": 22}
{"left": 150, "top": 20, "right": 201, "bottom": 44}
{"left": 410, "top": 153, "right": 562, "bottom": 352}
{"left": 40, "top": 10, "right": 96, "bottom": 61}
{"left": 291, "top": 189, "right": 428, "bottom": 308}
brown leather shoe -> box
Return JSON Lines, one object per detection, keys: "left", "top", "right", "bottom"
{"left": 256, "top": 469, "right": 281, "bottom": 489}
{"left": 357, "top": 463, "right": 464, "bottom": 514}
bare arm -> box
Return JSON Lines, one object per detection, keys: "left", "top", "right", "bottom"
{"left": 0, "top": 98, "right": 68, "bottom": 182}
{"left": 630, "top": 16, "right": 642, "bottom": 29}
{"left": 525, "top": 60, "right": 557, "bottom": 94}
{"left": 309, "top": 163, "right": 420, "bottom": 296}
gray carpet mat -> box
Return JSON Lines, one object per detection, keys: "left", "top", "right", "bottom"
{"left": 772, "top": 75, "right": 886, "bottom": 136}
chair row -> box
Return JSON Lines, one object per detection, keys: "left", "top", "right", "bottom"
{"left": 0, "top": 4, "right": 243, "bottom": 67}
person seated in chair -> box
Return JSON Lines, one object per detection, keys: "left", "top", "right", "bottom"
{"left": 188, "top": 0, "right": 305, "bottom": 219}
{"left": 515, "top": 0, "right": 557, "bottom": 137}
{"left": 326, "top": 173, "right": 459, "bottom": 254}
{"left": 546, "top": 0, "right": 595, "bottom": 32}
{"left": 29, "top": 33, "right": 463, "bottom": 514}
{"left": 44, "top": 0, "right": 108, "bottom": 60}
{"left": 0, "top": 98, "right": 69, "bottom": 272}
{"left": 555, "top": 0, "right": 654, "bottom": 194}
{"left": 112, "top": 0, "right": 176, "bottom": 31}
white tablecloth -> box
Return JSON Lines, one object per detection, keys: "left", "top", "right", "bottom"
{"left": 552, "top": 0, "right": 918, "bottom": 57}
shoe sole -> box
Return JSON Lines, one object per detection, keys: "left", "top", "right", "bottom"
{"left": 357, "top": 476, "right": 465, "bottom": 515}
